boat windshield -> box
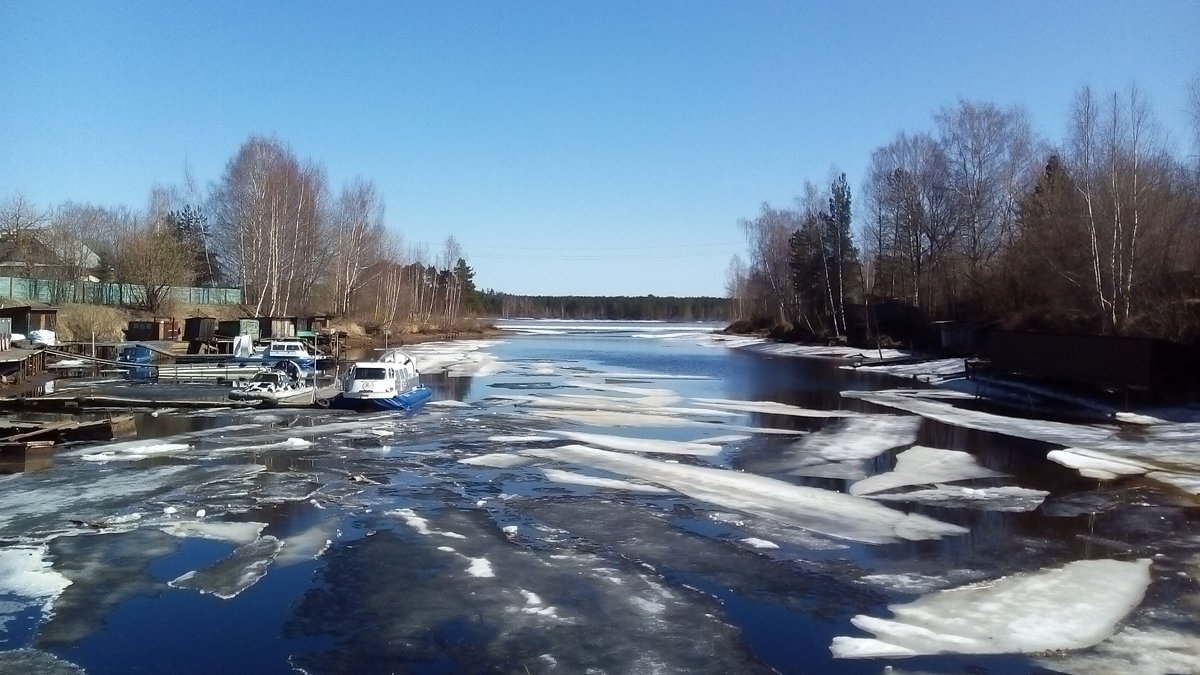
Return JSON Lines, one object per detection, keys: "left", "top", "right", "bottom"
{"left": 353, "top": 367, "right": 388, "bottom": 380}
{"left": 252, "top": 373, "right": 284, "bottom": 384}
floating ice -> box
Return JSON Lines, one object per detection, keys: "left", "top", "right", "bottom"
{"left": 1038, "top": 624, "right": 1200, "bottom": 675}
{"left": 843, "top": 389, "right": 1200, "bottom": 494}
{"left": 566, "top": 379, "right": 681, "bottom": 400}
{"left": 276, "top": 520, "right": 338, "bottom": 567}
{"left": 847, "top": 358, "right": 966, "bottom": 384}
{"left": 831, "top": 558, "right": 1152, "bottom": 658}
{"left": 692, "top": 397, "right": 860, "bottom": 418}
{"left": 406, "top": 340, "right": 506, "bottom": 377}
{"left": 859, "top": 569, "right": 990, "bottom": 595}
{"left": 386, "top": 508, "right": 467, "bottom": 539}
{"left": 427, "top": 400, "right": 471, "bottom": 407}
{"left": 759, "top": 416, "right": 921, "bottom": 480}
{"left": 867, "top": 485, "right": 1049, "bottom": 512}
{"left": 739, "top": 538, "right": 779, "bottom": 550}
{"left": 549, "top": 430, "right": 724, "bottom": 457}
{"left": 802, "top": 416, "right": 921, "bottom": 462}
{"left": 466, "top": 557, "right": 495, "bottom": 578}
{"left": 162, "top": 520, "right": 266, "bottom": 545}
{"left": 488, "top": 435, "right": 557, "bottom": 443}
{"left": 169, "top": 536, "right": 283, "bottom": 599}
{"left": 0, "top": 545, "right": 72, "bottom": 605}
{"left": 518, "top": 588, "right": 560, "bottom": 617}
{"left": 690, "top": 434, "right": 751, "bottom": 444}
{"left": 1047, "top": 448, "right": 1151, "bottom": 480}
{"left": 525, "top": 408, "right": 803, "bottom": 435}
{"left": 0, "top": 649, "right": 84, "bottom": 673}
{"left": 541, "top": 469, "right": 674, "bottom": 494}
{"left": 849, "top": 446, "right": 1006, "bottom": 496}
{"left": 78, "top": 442, "right": 190, "bottom": 462}
{"left": 735, "top": 341, "right": 911, "bottom": 362}
{"left": 64, "top": 424, "right": 265, "bottom": 459}
{"left": 523, "top": 445, "right": 966, "bottom": 544}
{"left": 459, "top": 453, "right": 537, "bottom": 468}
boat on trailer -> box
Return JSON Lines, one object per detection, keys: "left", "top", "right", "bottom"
{"left": 329, "top": 350, "right": 432, "bottom": 412}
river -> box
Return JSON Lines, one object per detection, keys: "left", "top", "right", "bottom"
{"left": 0, "top": 320, "right": 1197, "bottom": 674}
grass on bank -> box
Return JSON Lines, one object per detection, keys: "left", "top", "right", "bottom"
{"left": 51, "top": 302, "right": 498, "bottom": 344}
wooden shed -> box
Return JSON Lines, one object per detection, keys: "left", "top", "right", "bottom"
{"left": 256, "top": 317, "right": 297, "bottom": 339}
{"left": 0, "top": 304, "right": 58, "bottom": 335}
{"left": 219, "top": 318, "right": 261, "bottom": 339}
{"left": 126, "top": 318, "right": 180, "bottom": 342}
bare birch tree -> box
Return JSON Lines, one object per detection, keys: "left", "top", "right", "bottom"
{"left": 329, "top": 178, "right": 386, "bottom": 315}
{"left": 209, "top": 136, "right": 329, "bottom": 316}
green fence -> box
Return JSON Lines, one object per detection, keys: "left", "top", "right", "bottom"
{"left": 0, "top": 276, "right": 243, "bottom": 306}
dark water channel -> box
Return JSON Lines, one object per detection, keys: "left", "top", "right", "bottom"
{"left": 0, "top": 323, "right": 1196, "bottom": 674}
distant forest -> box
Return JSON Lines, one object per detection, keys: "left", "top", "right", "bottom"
{"left": 730, "top": 84, "right": 1200, "bottom": 346}
{"left": 477, "top": 291, "right": 729, "bottom": 321}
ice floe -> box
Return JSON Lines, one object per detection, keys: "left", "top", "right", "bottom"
{"left": 547, "top": 430, "right": 724, "bottom": 457}
{"left": 406, "top": 340, "right": 506, "bottom": 377}
{"left": 541, "top": 469, "right": 674, "bottom": 494}
{"left": 758, "top": 415, "right": 921, "bottom": 480}
{"left": 386, "top": 508, "right": 467, "bottom": 539}
{"left": 0, "top": 649, "right": 84, "bottom": 674}
{"left": 866, "top": 485, "right": 1050, "bottom": 512}
{"left": 466, "top": 557, "right": 495, "bottom": 578}
{"left": 524, "top": 407, "right": 804, "bottom": 435}
{"left": 692, "top": 397, "right": 860, "bottom": 418}
{"left": 78, "top": 442, "right": 191, "bottom": 462}
{"left": 522, "top": 445, "right": 967, "bottom": 544}
{"left": 844, "top": 389, "right": 1200, "bottom": 494}
{"left": 849, "top": 446, "right": 1006, "bottom": 496}
{"left": 846, "top": 357, "right": 966, "bottom": 384}
{"left": 459, "top": 453, "right": 538, "bottom": 468}
{"left": 831, "top": 558, "right": 1152, "bottom": 658}
{"left": 162, "top": 520, "right": 267, "bottom": 545}
{"left": 169, "top": 536, "right": 283, "bottom": 599}
{"left": 733, "top": 340, "right": 911, "bottom": 362}
{"left": 0, "top": 545, "right": 71, "bottom": 613}
{"left": 1040, "top": 624, "right": 1200, "bottom": 675}
{"left": 275, "top": 519, "right": 338, "bottom": 567}
{"left": 1047, "top": 448, "right": 1152, "bottom": 480}
{"left": 739, "top": 538, "right": 779, "bottom": 550}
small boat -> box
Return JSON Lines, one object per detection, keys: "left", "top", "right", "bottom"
{"left": 329, "top": 350, "right": 432, "bottom": 412}
{"left": 229, "top": 361, "right": 315, "bottom": 403}
{"left": 234, "top": 338, "right": 321, "bottom": 375}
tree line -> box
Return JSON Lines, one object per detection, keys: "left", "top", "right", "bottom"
{"left": 0, "top": 135, "right": 478, "bottom": 328}
{"left": 729, "top": 82, "right": 1200, "bottom": 345}
{"left": 479, "top": 292, "right": 728, "bottom": 321}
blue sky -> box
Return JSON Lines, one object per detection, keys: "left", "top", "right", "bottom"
{"left": 2, "top": 2, "right": 1196, "bottom": 297}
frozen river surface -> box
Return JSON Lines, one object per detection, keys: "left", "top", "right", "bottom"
{"left": 1, "top": 320, "right": 1198, "bottom": 674}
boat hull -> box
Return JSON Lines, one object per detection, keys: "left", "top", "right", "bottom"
{"left": 329, "top": 385, "right": 433, "bottom": 412}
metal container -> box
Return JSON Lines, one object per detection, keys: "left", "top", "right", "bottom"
{"left": 183, "top": 317, "right": 217, "bottom": 340}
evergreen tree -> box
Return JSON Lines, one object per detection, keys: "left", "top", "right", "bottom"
{"left": 821, "top": 173, "right": 857, "bottom": 335}
{"left": 453, "top": 257, "right": 481, "bottom": 313}
{"left": 172, "top": 204, "right": 220, "bottom": 286}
